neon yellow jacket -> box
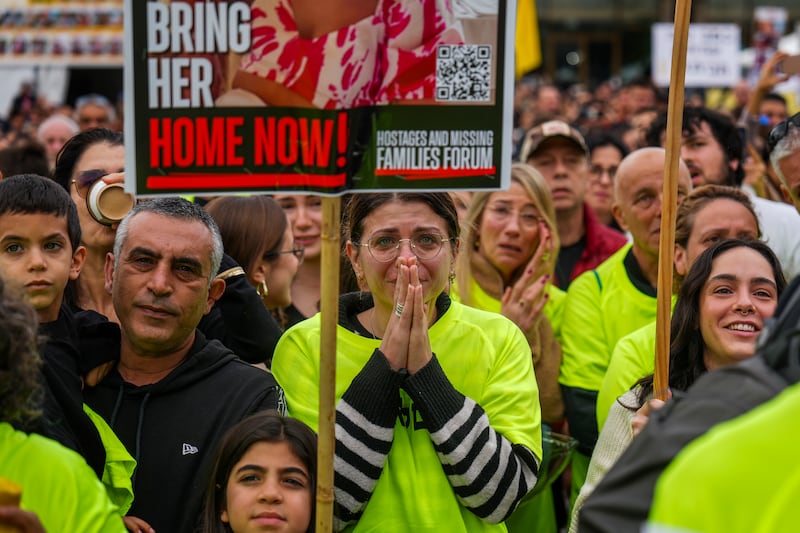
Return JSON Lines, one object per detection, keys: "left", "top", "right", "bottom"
{"left": 559, "top": 244, "right": 658, "bottom": 392}
{"left": 595, "top": 296, "right": 679, "bottom": 430}
{"left": 0, "top": 422, "right": 126, "bottom": 532}
{"left": 648, "top": 382, "right": 800, "bottom": 533}
{"left": 83, "top": 404, "right": 136, "bottom": 514}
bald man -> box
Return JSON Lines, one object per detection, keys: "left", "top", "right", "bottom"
{"left": 557, "top": 147, "right": 691, "bottom": 502}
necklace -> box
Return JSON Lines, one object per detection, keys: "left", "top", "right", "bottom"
{"left": 367, "top": 308, "right": 382, "bottom": 340}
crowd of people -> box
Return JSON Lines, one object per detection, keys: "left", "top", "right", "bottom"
{"left": 1, "top": 50, "right": 800, "bottom": 533}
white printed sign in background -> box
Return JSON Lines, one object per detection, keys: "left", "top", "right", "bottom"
{"left": 652, "top": 23, "right": 741, "bottom": 88}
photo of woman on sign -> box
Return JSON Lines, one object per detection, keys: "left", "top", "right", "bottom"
{"left": 218, "top": 0, "right": 464, "bottom": 108}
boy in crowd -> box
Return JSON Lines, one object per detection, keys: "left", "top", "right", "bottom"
{"left": 0, "top": 174, "right": 135, "bottom": 517}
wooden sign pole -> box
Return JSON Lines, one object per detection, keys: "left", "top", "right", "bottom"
{"left": 316, "top": 196, "right": 341, "bottom": 533}
{"left": 654, "top": 0, "right": 693, "bottom": 400}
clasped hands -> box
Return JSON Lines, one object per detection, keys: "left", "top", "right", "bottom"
{"left": 380, "top": 257, "right": 433, "bottom": 375}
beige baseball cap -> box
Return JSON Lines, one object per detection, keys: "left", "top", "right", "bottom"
{"left": 520, "top": 120, "right": 588, "bottom": 162}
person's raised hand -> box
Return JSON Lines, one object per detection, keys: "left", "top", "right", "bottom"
{"left": 380, "top": 258, "right": 412, "bottom": 371}
{"left": 742, "top": 144, "right": 768, "bottom": 194}
{"left": 632, "top": 392, "right": 671, "bottom": 437}
{"left": 500, "top": 225, "right": 553, "bottom": 342}
{"left": 757, "top": 51, "right": 791, "bottom": 93}
{"left": 123, "top": 515, "right": 155, "bottom": 533}
{"left": 0, "top": 506, "right": 46, "bottom": 533}
{"left": 406, "top": 263, "right": 433, "bottom": 374}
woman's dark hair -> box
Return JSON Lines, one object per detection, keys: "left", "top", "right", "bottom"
{"left": 345, "top": 192, "right": 459, "bottom": 246}
{"left": 0, "top": 278, "right": 43, "bottom": 430}
{"left": 202, "top": 411, "right": 317, "bottom": 533}
{"left": 205, "top": 196, "right": 288, "bottom": 279}
{"left": 52, "top": 128, "right": 124, "bottom": 192}
{"left": 636, "top": 239, "right": 786, "bottom": 404}
{"left": 586, "top": 133, "right": 629, "bottom": 159}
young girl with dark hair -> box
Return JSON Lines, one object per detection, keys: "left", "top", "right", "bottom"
{"left": 202, "top": 411, "right": 316, "bottom": 533}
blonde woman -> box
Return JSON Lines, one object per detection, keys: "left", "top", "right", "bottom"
{"left": 453, "top": 163, "right": 566, "bottom": 533}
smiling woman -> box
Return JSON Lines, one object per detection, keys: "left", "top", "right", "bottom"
{"left": 572, "top": 239, "right": 786, "bottom": 531}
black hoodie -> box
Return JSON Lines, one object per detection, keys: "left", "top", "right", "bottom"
{"left": 84, "top": 330, "right": 284, "bottom": 533}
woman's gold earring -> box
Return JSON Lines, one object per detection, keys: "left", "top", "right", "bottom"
{"left": 257, "top": 280, "right": 269, "bottom": 298}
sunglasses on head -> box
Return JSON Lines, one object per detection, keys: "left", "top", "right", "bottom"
{"left": 767, "top": 113, "right": 800, "bottom": 154}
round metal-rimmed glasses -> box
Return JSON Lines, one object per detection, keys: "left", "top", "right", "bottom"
{"left": 357, "top": 233, "right": 452, "bottom": 263}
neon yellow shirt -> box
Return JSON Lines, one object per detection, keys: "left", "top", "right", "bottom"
{"left": 273, "top": 298, "right": 541, "bottom": 532}
{"left": 648, "top": 382, "right": 800, "bottom": 533}
{"left": 0, "top": 422, "right": 126, "bottom": 532}
{"left": 451, "top": 278, "right": 566, "bottom": 343}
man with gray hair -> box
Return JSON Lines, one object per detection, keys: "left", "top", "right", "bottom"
{"left": 37, "top": 114, "right": 79, "bottom": 172}
{"left": 84, "top": 197, "right": 284, "bottom": 533}
{"left": 74, "top": 93, "right": 115, "bottom": 131}
{"left": 769, "top": 112, "right": 800, "bottom": 213}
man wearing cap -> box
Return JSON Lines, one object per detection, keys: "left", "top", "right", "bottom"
{"left": 557, "top": 147, "right": 692, "bottom": 504}
{"left": 520, "top": 120, "right": 627, "bottom": 289}
{"left": 769, "top": 111, "right": 800, "bottom": 214}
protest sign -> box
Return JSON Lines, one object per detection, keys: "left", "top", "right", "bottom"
{"left": 124, "top": 0, "right": 515, "bottom": 196}
{"left": 652, "top": 23, "right": 740, "bottom": 88}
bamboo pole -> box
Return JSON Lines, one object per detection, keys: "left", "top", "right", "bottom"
{"left": 316, "top": 196, "right": 341, "bottom": 533}
{"left": 654, "top": 0, "right": 693, "bottom": 401}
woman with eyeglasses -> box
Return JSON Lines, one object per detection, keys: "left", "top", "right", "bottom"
{"left": 272, "top": 193, "right": 542, "bottom": 532}
{"left": 452, "top": 163, "right": 565, "bottom": 533}
{"left": 586, "top": 135, "right": 627, "bottom": 231}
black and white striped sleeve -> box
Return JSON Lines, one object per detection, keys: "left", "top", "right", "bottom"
{"left": 403, "top": 354, "right": 540, "bottom": 523}
{"left": 333, "top": 349, "right": 404, "bottom": 530}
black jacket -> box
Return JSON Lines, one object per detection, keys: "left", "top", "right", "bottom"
{"left": 84, "top": 330, "right": 284, "bottom": 533}
{"left": 198, "top": 253, "right": 283, "bottom": 365}
{"left": 36, "top": 306, "right": 119, "bottom": 477}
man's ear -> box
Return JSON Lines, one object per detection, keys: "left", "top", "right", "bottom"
{"left": 70, "top": 245, "right": 87, "bottom": 281}
{"left": 205, "top": 278, "right": 226, "bottom": 314}
{"left": 612, "top": 203, "right": 628, "bottom": 232}
{"left": 104, "top": 252, "right": 115, "bottom": 295}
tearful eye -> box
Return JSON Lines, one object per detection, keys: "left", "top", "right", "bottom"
{"left": 372, "top": 236, "right": 397, "bottom": 249}
{"left": 416, "top": 234, "right": 438, "bottom": 246}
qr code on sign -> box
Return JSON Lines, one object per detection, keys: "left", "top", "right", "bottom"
{"left": 436, "top": 45, "right": 491, "bottom": 102}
